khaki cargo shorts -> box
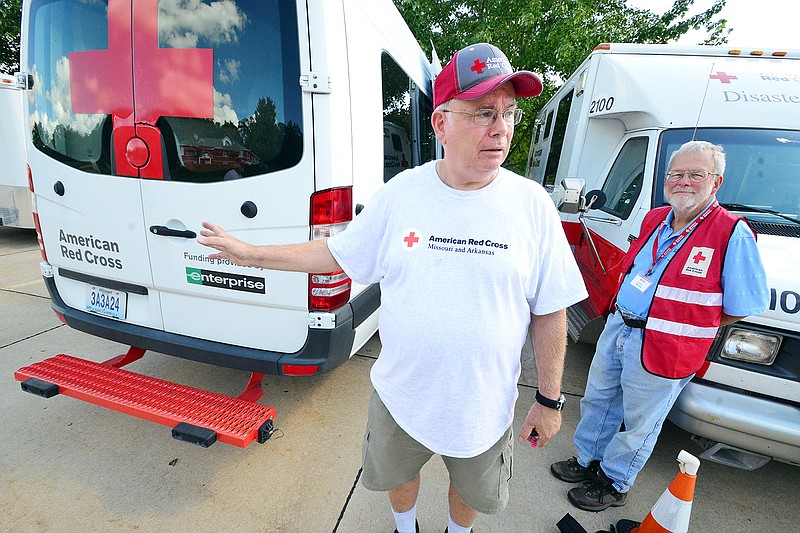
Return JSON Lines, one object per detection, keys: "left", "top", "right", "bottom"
{"left": 360, "top": 390, "right": 514, "bottom": 514}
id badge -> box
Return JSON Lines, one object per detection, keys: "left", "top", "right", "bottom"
{"left": 630, "top": 274, "right": 653, "bottom": 293}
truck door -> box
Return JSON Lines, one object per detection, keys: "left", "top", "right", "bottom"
{"left": 25, "top": 0, "right": 315, "bottom": 352}
{"left": 574, "top": 133, "right": 656, "bottom": 317}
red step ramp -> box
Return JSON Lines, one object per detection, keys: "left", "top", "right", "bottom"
{"left": 15, "top": 354, "right": 275, "bottom": 448}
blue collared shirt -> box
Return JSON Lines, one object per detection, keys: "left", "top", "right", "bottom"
{"left": 616, "top": 199, "right": 768, "bottom": 319}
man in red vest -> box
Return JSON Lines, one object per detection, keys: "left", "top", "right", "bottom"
{"left": 551, "top": 140, "right": 768, "bottom": 511}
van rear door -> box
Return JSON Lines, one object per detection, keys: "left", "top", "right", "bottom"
{"left": 25, "top": 0, "right": 314, "bottom": 352}
{"left": 138, "top": 0, "right": 313, "bottom": 351}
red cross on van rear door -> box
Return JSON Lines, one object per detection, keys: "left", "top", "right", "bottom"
{"left": 69, "top": 0, "right": 214, "bottom": 178}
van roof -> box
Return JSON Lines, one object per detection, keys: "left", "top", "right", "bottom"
{"left": 592, "top": 43, "right": 800, "bottom": 60}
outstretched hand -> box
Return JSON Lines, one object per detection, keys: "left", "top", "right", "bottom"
{"left": 197, "top": 221, "right": 256, "bottom": 267}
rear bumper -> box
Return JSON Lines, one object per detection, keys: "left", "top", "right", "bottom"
{"left": 668, "top": 380, "right": 800, "bottom": 465}
{"left": 43, "top": 274, "right": 380, "bottom": 375}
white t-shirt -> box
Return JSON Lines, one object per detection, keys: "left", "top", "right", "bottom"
{"left": 328, "top": 161, "right": 586, "bottom": 457}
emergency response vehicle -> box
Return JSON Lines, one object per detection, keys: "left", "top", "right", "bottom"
{"left": 13, "top": 0, "right": 437, "bottom": 447}
{"left": 0, "top": 73, "right": 33, "bottom": 229}
{"left": 526, "top": 43, "right": 800, "bottom": 469}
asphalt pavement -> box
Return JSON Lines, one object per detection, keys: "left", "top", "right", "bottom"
{"left": 1, "top": 226, "right": 796, "bottom": 532}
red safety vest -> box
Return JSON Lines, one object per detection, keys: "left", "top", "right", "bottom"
{"left": 612, "top": 204, "right": 742, "bottom": 378}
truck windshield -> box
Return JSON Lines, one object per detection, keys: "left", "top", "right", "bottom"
{"left": 656, "top": 129, "right": 800, "bottom": 226}
{"left": 26, "top": 0, "right": 302, "bottom": 181}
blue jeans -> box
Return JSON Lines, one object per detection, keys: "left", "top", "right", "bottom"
{"left": 574, "top": 311, "right": 692, "bottom": 493}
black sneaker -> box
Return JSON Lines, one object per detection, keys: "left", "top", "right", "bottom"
{"left": 551, "top": 457, "right": 599, "bottom": 483}
{"left": 567, "top": 469, "right": 627, "bottom": 512}
{"left": 394, "top": 519, "right": 419, "bottom": 533}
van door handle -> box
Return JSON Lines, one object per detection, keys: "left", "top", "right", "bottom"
{"left": 149, "top": 225, "right": 197, "bottom": 239}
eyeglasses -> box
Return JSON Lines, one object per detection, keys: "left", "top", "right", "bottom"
{"left": 442, "top": 108, "right": 523, "bottom": 126}
{"left": 665, "top": 169, "right": 718, "bottom": 182}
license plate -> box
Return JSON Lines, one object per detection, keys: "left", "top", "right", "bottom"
{"left": 85, "top": 285, "right": 127, "bottom": 320}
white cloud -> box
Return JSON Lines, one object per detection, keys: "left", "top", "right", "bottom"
{"left": 214, "top": 89, "right": 238, "bottom": 124}
{"left": 158, "top": 0, "right": 247, "bottom": 48}
{"left": 218, "top": 58, "right": 241, "bottom": 84}
{"left": 42, "top": 56, "right": 104, "bottom": 136}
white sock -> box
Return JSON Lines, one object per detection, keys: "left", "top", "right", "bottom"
{"left": 392, "top": 504, "right": 417, "bottom": 533}
{"left": 447, "top": 514, "right": 473, "bottom": 533}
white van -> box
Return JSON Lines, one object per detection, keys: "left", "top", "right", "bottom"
{"left": 527, "top": 43, "right": 800, "bottom": 468}
{"left": 15, "top": 0, "right": 437, "bottom": 446}
{"left": 0, "top": 74, "right": 33, "bottom": 229}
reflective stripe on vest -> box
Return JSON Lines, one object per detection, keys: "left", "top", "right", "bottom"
{"left": 646, "top": 317, "right": 719, "bottom": 339}
{"left": 654, "top": 285, "right": 723, "bottom": 307}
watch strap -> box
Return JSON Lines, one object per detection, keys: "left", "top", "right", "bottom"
{"left": 535, "top": 390, "right": 565, "bottom": 411}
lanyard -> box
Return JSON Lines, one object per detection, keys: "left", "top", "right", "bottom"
{"left": 646, "top": 200, "right": 718, "bottom": 276}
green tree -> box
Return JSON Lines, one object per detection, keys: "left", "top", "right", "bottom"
{"left": 394, "top": 0, "right": 729, "bottom": 173}
{"left": 0, "top": 0, "right": 22, "bottom": 72}
{"left": 241, "top": 97, "right": 283, "bottom": 163}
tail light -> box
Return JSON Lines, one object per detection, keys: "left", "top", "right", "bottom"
{"left": 28, "top": 166, "right": 48, "bottom": 262}
{"left": 309, "top": 187, "right": 352, "bottom": 311}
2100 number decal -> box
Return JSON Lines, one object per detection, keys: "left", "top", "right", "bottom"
{"left": 590, "top": 97, "right": 614, "bottom": 113}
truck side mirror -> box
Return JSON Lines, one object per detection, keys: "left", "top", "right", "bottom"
{"left": 557, "top": 178, "right": 586, "bottom": 214}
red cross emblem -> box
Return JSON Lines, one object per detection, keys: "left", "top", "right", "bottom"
{"left": 403, "top": 231, "right": 420, "bottom": 248}
{"left": 471, "top": 59, "right": 487, "bottom": 74}
{"left": 68, "top": 0, "right": 214, "bottom": 178}
{"left": 692, "top": 250, "right": 707, "bottom": 264}
{"left": 710, "top": 72, "right": 738, "bottom": 84}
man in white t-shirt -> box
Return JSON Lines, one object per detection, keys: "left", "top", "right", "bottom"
{"left": 199, "top": 42, "right": 587, "bottom": 533}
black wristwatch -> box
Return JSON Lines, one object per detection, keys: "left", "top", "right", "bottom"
{"left": 536, "top": 390, "right": 566, "bottom": 411}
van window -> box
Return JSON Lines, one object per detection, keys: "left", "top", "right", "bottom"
{"left": 27, "top": 0, "right": 302, "bottom": 182}
{"left": 533, "top": 120, "right": 543, "bottom": 145}
{"left": 543, "top": 109, "right": 554, "bottom": 140}
{"left": 381, "top": 52, "right": 434, "bottom": 182}
{"left": 542, "top": 90, "right": 574, "bottom": 188}
{"left": 600, "top": 137, "right": 648, "bottom": 220}
{"left": 416, "top": 88, "right": 436, "bottom": 165}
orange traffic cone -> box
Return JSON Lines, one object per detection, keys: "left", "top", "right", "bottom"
{"left": 630, "top": 450, "right": 700, "bottom": 533}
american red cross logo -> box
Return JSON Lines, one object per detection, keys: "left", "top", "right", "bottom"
{"left": 69, "top": 0, "right": 214, "bottom": 123}
{"left": 692, "top": 250, "right": 707, "bottom": 264}
{"left": 471, "top": 59, "right": 487, "bottom": 74}
{"left": 403, "top": 232, "right": 420, "bottom": 248}
{"left": 68, "top": 0, "right": 214, "bottom": 178}
{"left": 710, "top": 71, "right": 738, "bottom": 84}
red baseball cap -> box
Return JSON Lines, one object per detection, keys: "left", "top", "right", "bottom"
{"left": 434, "top": 43, "right": 543, "bottom": 109}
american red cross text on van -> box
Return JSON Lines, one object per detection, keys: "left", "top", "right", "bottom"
{"left": 59, "top": 229, "right": 120, "bottom": 253}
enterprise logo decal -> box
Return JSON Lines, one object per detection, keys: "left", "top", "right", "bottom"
{"left": 185, "top": 267, "right": 266, "bottom": 294}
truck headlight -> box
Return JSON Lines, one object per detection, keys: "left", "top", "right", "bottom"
{"left": 720, "top": 328, "right": 782, "bottom": 365}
